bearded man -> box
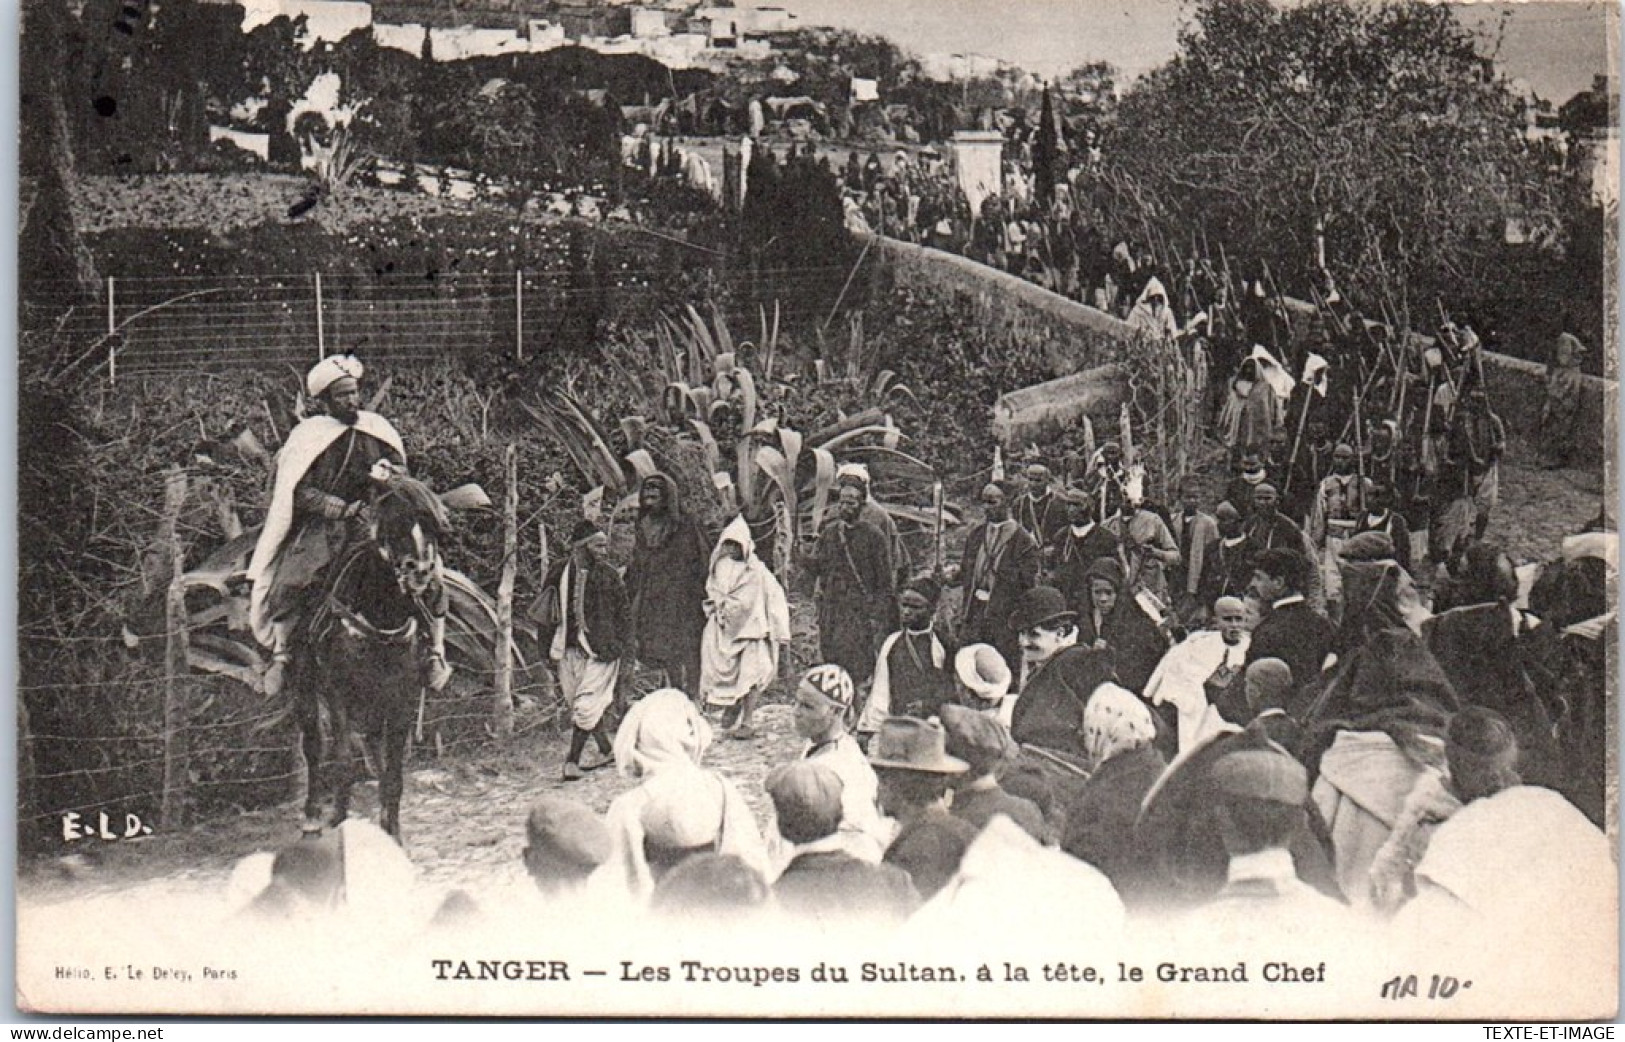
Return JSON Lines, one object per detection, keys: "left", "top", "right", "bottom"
{"left": 625, "top": 472, "right": 710, "bottom": 693}
{"left": 248, "top": 355, "right": 448, "bottom": 697}
{"left": 811, "top": 483, "right": 894, "bottom": 689}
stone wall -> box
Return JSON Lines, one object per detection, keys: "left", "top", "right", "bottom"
{"left": 871, "top": 233, "right": 1615, "bottom": 466}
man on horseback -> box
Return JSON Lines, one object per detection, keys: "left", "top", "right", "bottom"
{"left": 248, "top": 354, "right": 450, "bottom": 697}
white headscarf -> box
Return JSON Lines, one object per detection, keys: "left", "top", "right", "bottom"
{"left": 1082, "top": 683, "right": 1157, "bottom": 771}
{"left": 613, "top": 688, "right": 714, "bottom": 780}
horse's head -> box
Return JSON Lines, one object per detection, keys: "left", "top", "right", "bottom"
{"left": 367, "top": 464, "right": 450, "bottom": 599}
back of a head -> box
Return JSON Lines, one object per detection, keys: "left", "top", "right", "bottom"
{"left": 1446, "top": 705, "right": 1521, "bottom": 803}
{"left": 524, "top": 796, "right": 611, "bottom": 891}
{"left": 1459, "top": 542, "right": 1517, "bottom": 605}
{"left": 1211, "top": 749, "right": 1308, "bottom": 857}
{"left": 939, "top": 703, "right": 1015, "bottom": 780}
{"left": 765, "top": 760, "right": 844, "bottom": 846}
{"left": 1254, "top": 548, "right": 1307, "bottom": 594}
{"left": 270, "top": 838, "right": 343, "bottom": 906}
{"left": 640, "top": 768, "right": 728, "bottom": 881}
{"left": 649, "top": 853, "right": 770, "bottom": 920}
{"left": 1244, "top": 658, "right": 1294, "bottom": 712}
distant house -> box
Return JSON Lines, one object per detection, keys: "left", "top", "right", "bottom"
{"left": 236, "top": 0, "right": 374, "bottom": 46}
{"left": 372, "top": 0, "right": 551, "bottom": 29}
{"left": 556, "top": 2, "right": 631, "bottom": 39}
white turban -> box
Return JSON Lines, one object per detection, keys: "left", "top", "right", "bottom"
{"left": 306, "top": 354, "right": 364, "bottom": 398}
{"left": 835, "top": 462, "right": 871, "bottom": 487}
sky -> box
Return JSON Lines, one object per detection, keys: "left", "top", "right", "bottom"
{"left": 770, "top": 0, "right": 1616, "bottom": 104}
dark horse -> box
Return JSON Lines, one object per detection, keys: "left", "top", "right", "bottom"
{"left": 290, "top": 471, "right": 449, "bottom": 840}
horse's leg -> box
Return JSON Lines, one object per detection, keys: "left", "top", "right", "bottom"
{"left": 330, "top": 699, "right": 354, "bottom": 828}
{"left": 296, "top": 681, "right": 325, "bottom": 835}
{"left": 379, "top": 708, "right": 408, "bottom": 843}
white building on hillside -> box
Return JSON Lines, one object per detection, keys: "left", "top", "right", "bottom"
{"left": 240, "top": 0, "right": 373, "bottom": 47}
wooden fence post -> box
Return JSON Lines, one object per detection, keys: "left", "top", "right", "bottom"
{"left": 314, "top": 272, "right": 326, "bottom": 358}
{"left": 159, "top": 465, "right": 190, "bottom": 830}
{"left": 492, "top": 443, "right": 518, "bottom": 737}
{"left": 106, "top": 276, "right": 116, "bottom": 385}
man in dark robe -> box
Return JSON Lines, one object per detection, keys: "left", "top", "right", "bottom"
{"left": 1074, "top": 557, "right": 1169, "bottom": 697}
{"left": 1006, "top": 587, "right": 1115, "bottom": 766}
{"left": 1196, "top": 501, "right": 1255, "bottom": 610}
{"left": 1540, "top": 333, "right": 1588, "bottom": 469}
{"left": 858, "top": 575, "right": 956, "bottom": 732}
{"left": 1013, "top": 462, "right": 1066, "bottom": 545}
{"left": 1223, "top": 452, "right": 1269, "bottom": 519}
{"left": 1244, "top": 483, "right": 1322, "bottom": 607}
{"left": 1352, "top": 481, "right": 1412, "bottom": 575}
{"left": 538, "top": 519, "right": 629, "bottom": 780}
{"left": 1286, "top": 418, "right": 1337, "bottom": 526}
{"left": 1423, "top": 543, "right": 1563, "bottom": 792}
{"left": 625, "top": 472, "right": 710, "bottom": 694}
{"left": 811, "top": 483, "right": 894, "bottom": 688}
{"left": 1242, "top": 548, "right": 1333, "bottom": 722}
{"left": 1082, "top": 441, "right": 1131, "bottom": 521}
{"left": 1048, "top": 487, "right": 1123, "bottom": 604}
{"left": 956, "top": 481, "right": 1040, "bottom": 672}
{"left": 1169, "top": 476, "right": 1219, "bottom": 621}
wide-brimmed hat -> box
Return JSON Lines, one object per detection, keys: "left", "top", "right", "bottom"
{"left": 867, "top": 717, "right": 968, "bottom": 774}
{"left": 1007, "top": 585, "right": 1076, "bottom": 634}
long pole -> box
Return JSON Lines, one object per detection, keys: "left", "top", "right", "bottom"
{"left": 159, "top": 466, "right": 190, "bottom": 830}
{"left": 314, "top": 272, "right": 326, "bottom": 358}
{"left": 106, "top": 277, "right": 116, "bottom": 385}
{"left": 515, "top": 270, "right": 524, "bottom": 362}
{"left": 493, "top": 443, "right": 518, "bottom": 738}
{"left": 1352, "top": 390, "right": 1367, "bottom": 514}
{"left": 1284, "top": 386, "right": 1313, "bottom": 496}
{"left": 932, "top": 479, "right": 945, "bottom": 578}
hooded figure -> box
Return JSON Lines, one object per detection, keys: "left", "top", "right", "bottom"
{"left": 598, "top": 690, "right": 770, "bottom": 902}
{"left": 1060, "top": 684, "right": 1168, "bottom": 893}
{"left": 1126, "top": 276, "right": 1180, "bottom": 342}
{"left": 1541, "top": 333, "right": 1587, "bottom": 468}
{"left": 1424, "top": 544, "right": 1564, "bottom": 793}
{"left": 1219, "top": 355, "right": 1282, "bottom": 455}
{"left": 1299, "top": 558, "right": 1459, "bottom": 910}
{"left": 626, "top": 472, "right": 711, "bottom": 693}
{"left": 699, "top": 517, "right": 790, "bottom": 733}
{"left": 1074, "top": 557, "right": 1170, "bottom": 697}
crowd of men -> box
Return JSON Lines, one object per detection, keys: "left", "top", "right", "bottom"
{"left": 238, "top": 353, "right": 1613, "bottom": 948}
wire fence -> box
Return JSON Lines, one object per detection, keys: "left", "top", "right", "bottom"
{"left": 21, "top": 262, "right": 872, "bottom": 381}
{"left": 18, "top": 620, "right": 566, "bottom": 844}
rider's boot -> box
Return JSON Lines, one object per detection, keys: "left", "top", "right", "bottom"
{"left": 263, "top": 622, "right": 293, "bottom": 698}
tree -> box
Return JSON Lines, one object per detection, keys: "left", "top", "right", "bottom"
{"left": 1033, "top": 84, "right": 1062, "bottom": 208}
{"left": 20, "top": 0, "right": 98, "bottom": 309}
{"left": 1093, "top": 0, "right": 1561, "bottom": 319}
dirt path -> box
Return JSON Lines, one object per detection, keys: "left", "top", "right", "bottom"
{"left": 20, "top": 450, "right": 1606, "bottom": 908}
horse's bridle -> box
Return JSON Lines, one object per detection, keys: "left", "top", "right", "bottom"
{"left": 315, "top": 543, "right": 424, "bottom": 650}
{"left": 328, "top": 597, "right": 419, "bottom": 646}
